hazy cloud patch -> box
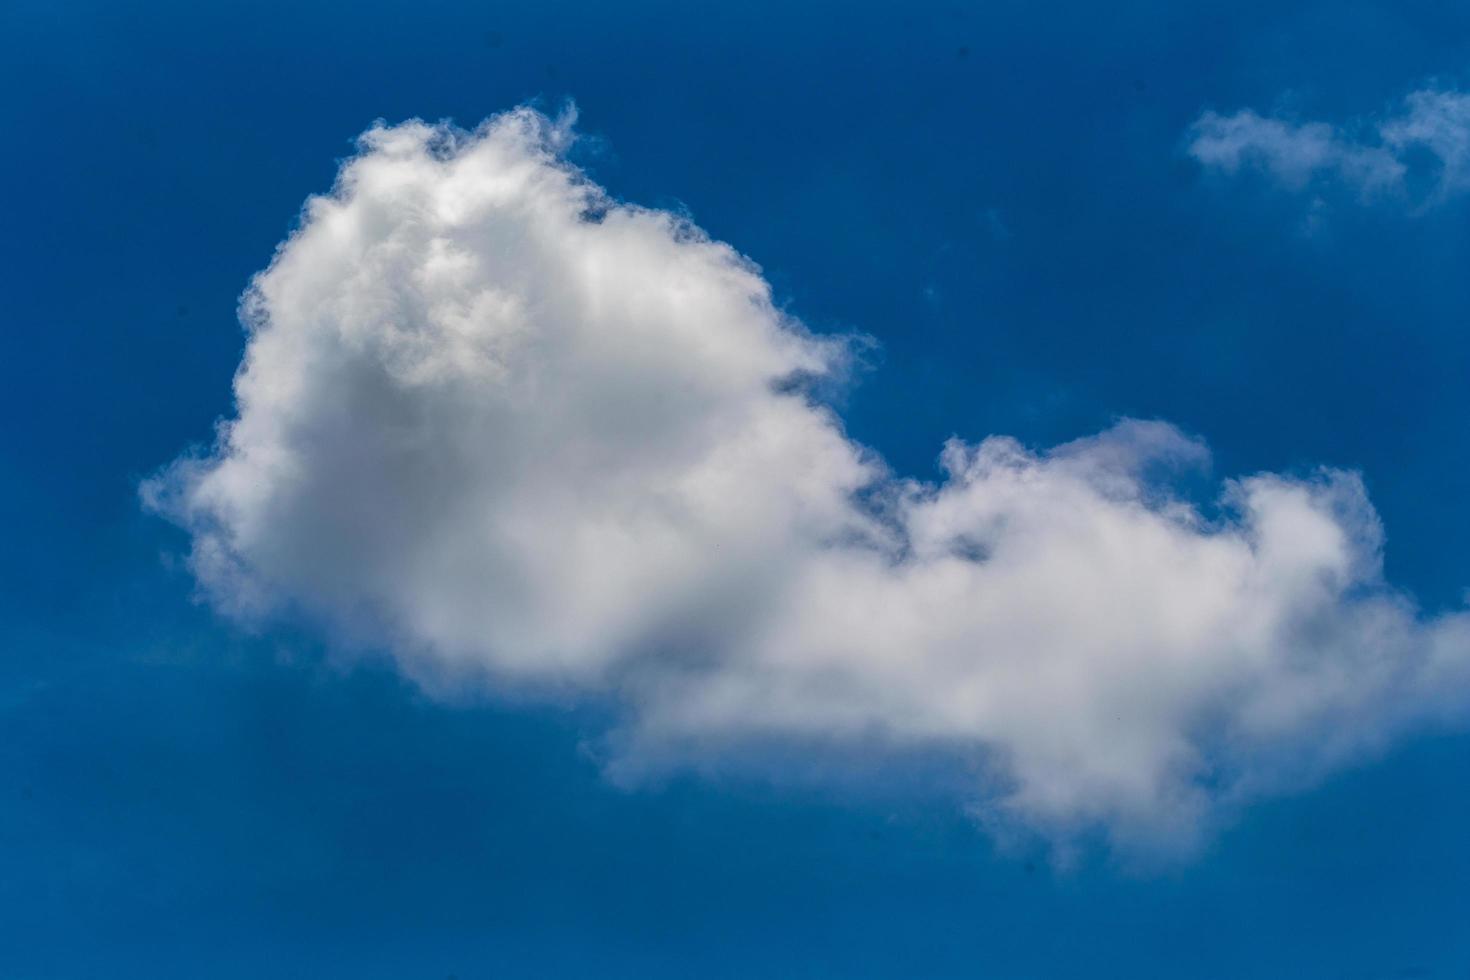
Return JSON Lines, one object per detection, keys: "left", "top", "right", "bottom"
{"left": 1189, "top": 87, "right": 1470, "bottom": 210}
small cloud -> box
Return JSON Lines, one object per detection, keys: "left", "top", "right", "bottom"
{"left": 1187, "top": 86, "right": 1470, "bottom": 211}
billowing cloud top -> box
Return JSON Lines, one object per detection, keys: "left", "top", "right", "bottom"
{"left": 147, "top": 108, "right": 1470, "bottom": 859}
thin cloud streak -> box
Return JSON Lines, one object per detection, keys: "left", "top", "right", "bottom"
{"left": 1189, "top": 87, "right": 1470, "bottom": 209}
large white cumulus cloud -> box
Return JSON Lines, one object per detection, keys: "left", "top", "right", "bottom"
{"left": 148, "top": 108, "right": 1470, "bottom": 857}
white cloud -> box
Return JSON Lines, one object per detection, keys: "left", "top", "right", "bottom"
{"left": 1188, "top": 87, "right": 1470, "bottom": 208}
{"left": 1381, "top": 89, "right": 1470, "bottom": 202}
{"left": 147, "top": 108, "right": 1470, "bottom": 859}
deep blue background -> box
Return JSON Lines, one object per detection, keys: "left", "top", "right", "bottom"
{"left": 3, "top": 1, "right": 1469, "bottom": 976}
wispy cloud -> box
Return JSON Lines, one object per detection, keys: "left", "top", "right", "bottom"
{"left": 1188, "top": 87, "right": 1470, "bottom": 209}
{"left": 146, "top": 108, "right": 1470, "bottom": 861}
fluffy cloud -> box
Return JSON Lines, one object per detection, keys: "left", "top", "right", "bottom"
{"left": 147, "top": 108, "right": 1470, "bottom": 858}
{"left": 1189, "top": 87, "right": 1470, "bottom": 208}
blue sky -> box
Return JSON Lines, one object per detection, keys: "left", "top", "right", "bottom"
{"left": 4, "top": 0, "right": 1470, "bottom": 976}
